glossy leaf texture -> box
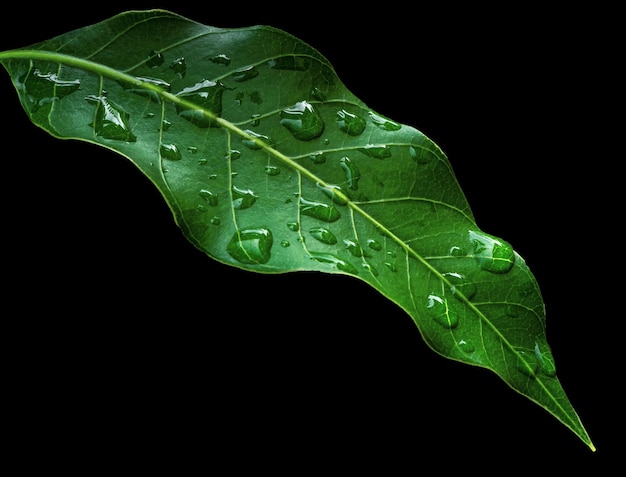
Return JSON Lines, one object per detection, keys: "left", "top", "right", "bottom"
{"left": 0, "top": 9, "right": 593, "bottom": 450}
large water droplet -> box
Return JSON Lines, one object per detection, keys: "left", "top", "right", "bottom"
{"left": 300, "top": 197, "right": 341, "bottom": 222}
{"left": 227, "top": 227, "right": 273, "bottom": 264}
{"left": 85, "top": 95, "right": 137, "bottom": 142}
{"left": 316, "top": 183, "right": 349, "bottom": 205}
{"left": 175, "top": 80, "right": 226, "bottom": 127}
{"left": 309, "top": 227, "right": 337, "bottom": 245}
{"left": 232, "top": 186, "right": 257, "bottom": 209}
{"left": 368, "top": 111, "right": 401, "bottom": 131}
{"left": 160, "top": 143, "right": 182, "bottom": 161}
{"left": 336, "top": 109, "right": 366, "bottom": 136}
{"left": 468, "top": 230, "right": 515, "bottom": 274}
{"left": 426, "top": 294, "right": 458, "bottom": 329}
{"left": 339, "top": 156, "right": 361, "bottom": 190}
{"left": 309, "top": 252, "right": 358, "bottom": 274}
{"left": 280, "top": 101, "right": 325, "bottom": 141}
{"left": 343, "top": 239, "right": 369, "bottom": 258}
{"left": 231, "top": 65, "right": 259, "bottom": 82}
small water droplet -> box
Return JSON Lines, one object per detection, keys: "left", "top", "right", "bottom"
{"left": 469, "top": 230, "right": 515, "bottom": 274}
{"left": 268, "top": 56, "right": 309, "bottom": 70}
{"left": 409, "top": 145, "right": 437, "bottom": 164}
{"left": 231, "top": 65, "right": 259, "bottom": 82}
{"left": 367, "top": 239, "right": 382, "bottom": 251}
{"left": 458, "top": 339, "right": 476, "bottom": 354}
{"left": 227, "top": 149, "right": 241, "bottom": 160}
{"left": 426, "top": 294, "right": 458, "bottom": 329}
{"left": 287, "top": 222, "right": 299, "bottom": 232}
{"left": 232, "top": 186, "right": 257, "bottom": 209}
{"left": 147, "top": 50, "right": 164, "bottom": 68}
{"left": 280, "top": 100, "right": 325, "bottom": 141}
{"left": 514, "top": 347, "right": 538, "bottom": 378}
{"left": 309, "top": 152, "right": 326, "bottom": 164}
{"left": 368, "top": 111, "right": 401, "bottom": 131}
{"left": 280, "top": 240, "right": 291, "bottom": 248}
{"left": 534, "top": 342, "right": 556, "bottom": 377}
{"left": 170, "top": 57, "right": 186, "bottom": 78}
{"left": 175, "top": 79, "right": 226, "bottom": 127}
{"left": 242, "top": 130, "right": 274, "bottom": 150}
{"left": 343, "top": 239, "right": 369, "bottom": 258}
{"left": 300, "top": 197, "right": 341, "bottom": 222}
{"left": 384, "top": 262, "right": 398, "bottom": 273}
{"left": 449, "top": 246, "right": 466, "bottom": 256}
{"left": 160, "top": 143, "right": 182, "bottom": 161}
{"left": 210, "top": 216, "right": 221, "bottom": 225}
{"left": 339, "top": 156, "right": 361, "bottom": 190}
{"left": 310, "top": 87, "right": 326, "bottom": 101}
{"left": 250, "top": 113, "right": 261, "bottom": 126}
{"left": 359, "top": 144, "right": 391, "bottom": 159}
{"left": 210, "top": 54, "right": 231, "bottom": 65}
{"left": 316, "top": 183, "right": 349, "bottom": 205}
{"left": 162, "top": 119, "right": 172, "bottom": 131}
{"left": 85, "top": 95, "right": 137, "bottom": 142}
{"left": 336, "top": 109, "right": 366, "bottom": 136}
{"left": 309, "top": 227, "right": 337, "bottom": 245}
{"left": 362, "top": 263, "right": 379, "bottom": 276}
{"left": 199, "top": 189, "right": 218, "bottom": 206}
{"left": 265, "top": 165, "right": 280, "bottom": 176}
{"left": 227, "top": 227, "right": 273, "bottom": 264}
{"left": 443, "top": 272, "right": 477, "bottom": 301}
{"left": 309, "top": 251, "right": 358, "bottom": 274}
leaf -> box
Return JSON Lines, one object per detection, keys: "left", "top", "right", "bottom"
{"left": 0, "top": 9, "right": 594, "bottom": 450}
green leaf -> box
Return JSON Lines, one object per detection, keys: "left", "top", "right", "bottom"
{"left": 0, "top": 9, "right": 594, "bottom": 451}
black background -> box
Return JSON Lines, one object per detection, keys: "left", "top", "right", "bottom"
{"left": 1, "top": 3, "right": 618, "bottom": 473}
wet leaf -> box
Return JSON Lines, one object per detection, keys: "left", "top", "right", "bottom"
{"left": 0, "top": 9, "right": 594, "bottom": 451}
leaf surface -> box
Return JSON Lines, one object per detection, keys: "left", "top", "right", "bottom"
{"left": 0, "top": 9, "right": 594, "bottom": 450}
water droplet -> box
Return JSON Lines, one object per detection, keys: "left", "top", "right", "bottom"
{"left": 20, "top": 70, "right": 81, "bottom": 112}
{"left": 339, "top": 156, "right": 361, "bottom": 190}
{"left": 147, "top": 50, "right": 164, "bottom": 68}
{"left": 514, "top": 347, "right": 538, "bottom": 378}
{"left": 227, "top": 227, "right": 273, "bottom": 264}
{"left": 162, "top": 119, "right": 172, "bottom": 131}
{"left": 199, "top": 189, "right": 218, "bottom": 206}
{"left": 231, "top": 65, "right": 259, "bottom": 82}
{"left": 449, "top": 246, "right": 466, "bottom": 256}
{"left": 469, "top": 230, "right": 515, "bottom": 274}
{"left": 309, "top": 227, "right": 337, "bottom": 245}
{"left": 227, "top": 149, "right": 241, "bottom": 160}
{"left": 242, "top": 130, "right": 275, "bottom": 150}
{"left": 310, "top": 87, "right": 326, "bottom": 102}
{"left": 187, "top": 146, "right": 198, "bottom": 154}
{"left": 359, "top": 144, "right": 391, "bottom": 159}
{"left": 232, "top": 186, "right": 257, "bottom": 209}
{"left": 343, "top": 239, "right": 369, "bottom": 258}
{"left": 316, "top": 183, "right": 349, "bottom": 205}
{"left": 384, "top": 262, "right": 398, "bottom": 273}
{"left": 309, "top": 252, "right": 358, "bottom": 274}
{"left": 210, "top": 54, "right": 231, "bottom": 65}
{"left": 160, "top": 143, "right": 182, "bottom": 161}
{"left": 300, "top": 197, "right": 340, "bottom": 222}
{"left": 170, "top": 57, "right": 186, "bottom": 78}
{"left": 443, "top": 272, "right": 477, "bottom": 301}
{"left": 309, "top": 152, "right": 326, "bottom": 164}
{"left": 280, "top": 100, "right": 325, "bottom": 141}
{"left": 367, "top": 239, "right": 382, "bottom": 251}
{"left": 362, "top": 263, "right": 379, "bottom": 276}
{"left": 268, "top": 56, "right": 309, "bottom": 70}
{"left": 458, "top": 339, "right": 476, "bottom": 354}
{"left": 368, "top": 111, "right": 401, "bottom": 131}
{"left": 120, "top": 76, "right": 171, "bottom": 103}
{"left": 336, "top": 109, "right": 366, "bottom": 136}
{"left": 426, "top": 294, "right": 458, "bottom": 329}
{"left": 534, "top": 342, "right": 556, "bottom": 377}
{"left": 265, "top": 165, "right": 280, "bottom": 176}
{"left": 175, "top": 80, "right": 226, "bottom": 127}
{"left": 85, "top": 95, "right": 137, "bottom": 142}
{"left": 409, "top": 145, "right": 437, "bottom": 164}
{"left": 210, "top": 216, "right": 221, "bottom": 225}
{"left": 287, "top": 222, "right": 299, "bottom": 232}
{"left": 280, "top": 240, "right": 291, "bottom": 248}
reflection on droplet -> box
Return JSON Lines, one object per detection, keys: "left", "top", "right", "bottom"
{"left": 227, "top": 227, "right": 273, "bottom": 264}
{"left": 160, "top": 143, "right": 182, "bottom": 161}
{"left": 300, "top": 197, "right": 340, "bottom": 222}
{"left": 469, "top": 230, "right": 515, "bottom": 274}
{"left": 449, "top": 246, "right": 466, "bottom": 257}
{"left": 317, "top": 183, "right": 348, "bottom": 205}
{"left": 336, "top": 109, "right": 366, "bottom": 136}
{"left": 427, "top": 294, "right": 458, "bottom": 329}
{"left": 199, "top": 189, "right": 218, "bottom": 206}
{"left": 147, "top": 50, "right": 164, "bottom": 68}
{"left": 175, "top": 79, "right": 226, "bottom": 127}
{"left": 280, "top": 101, "right": 325, "bottom": 141}
{"left": 359, "top": 144, "right": 391, "bottom": 159}
{"left": 458, "top": 339, "right": 476, "bottom": 354}
{"left": 368, "top": 111, "right": 401, "bottom": 131}
{"left": 232, "top": 186, "right": 257, "bottom": 209}
{"left": 231, "top": 65, "right": 259, "bottom": 82}
{"left": 343, "top": 239, "right": 368, "bottom": 258}
{"left": 85, "top": 95, "right": 137, "bottom": 142}
{"left": 309, "top": 251, "right": 358, "bottom": 274}
{"left": 367, "top": 239, "right": 382, "bottom": 251}
{"left": 309, "top": 227, "right": 337, "bottom": 245}
{"left": 339, "top": 156, "right": 361, "bottom": 190}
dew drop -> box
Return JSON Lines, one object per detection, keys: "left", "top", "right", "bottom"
{"left": 514, "top": 347, "right": 538, "bottom": 378}
{"left": 268, "top": 56, "right": 309, "bottom": 70}
{"left": 250, "top": 113, "right": 261, "bottom": 126}
{"left": 443, "top": 272, "right": 477, "bottom": 301}
{"left": 469, "top": 230, "right": 515, "bottom": 274}
{"left": 232, "top": 186, "right": 257, "bottom": 210}
{"left": 384, "top": 262, "right": 398, "bottom": 273}
{"left": 160, "top": 143, "right": 182, "bottom": 161}
{"left": 210, "top": 216, "right": 221, "bottom": 225}
{"left": 175, "top": 80, "right": 226, "bottom": 128}
{"left": 449, "top": 246, "right": 466, "bottom": 257}
{"left": 359, "top": 144, "right": 391, "bottom": 159}
{"left": 280, "top": 240, "right": 291, "bottom": 248}
{"left": 199, "top": 189, "right": 218, "bottom": 206}
{"left": 231, "top": 65, "right": 259, "bottom": 82}
{"left": 426, "top": 294, "right": 458, "bottom": 329}
{"left": 287, "top": 222, "right": 299, "bottom": 232}
{"left": 85, "top": 95, "right": 137, "bottom": 142}
{"left": 309, "top": 152, "right": 326, "bottom": 164}
{"left": 300, "top": 197, "right": 341, "bottom": 222}
{"left": 21, "top": 70, "right": 81, "bottom": 112}
{"left": 362, "top": 263, "right": 379, "bottom": 276}
{"left": 227, "top": 149, "right": 241, "bottom": 160}
{"left": 368, "top": 111, "right": 401, "bottom": 131}
{"left": 339, "top": 156, "right": 361, "bottom": 190}
{"left": 170, "top": 57, "right": 186, "bottom": 78}
{"left": 309, "top": 251, "right": 358, "bottom": 274}
{"left": 343, "top": 239, "right": 369, "bottom": 258}
{"left": 147, "top": 50, "right": 164, "bottom": 68}
{"left": 121, "top": 76, "right": 171, "bottom": 103}
{"left": 227, "top": 227, "right": 273, "bottom": 264}
{"left": 534, "top": 342, "right": 556, "bottom": 377}
{"left": 367, "top": 239, "right": 382, "bottom": 251}
{"left": 310, "top": 87, "right": 327, "bottom": 102}
{"left": 210, "top": 54, "right": 231, "bottom": 65}
{"left": 309, "top": 227, "right": 337, "bottom": 245}
{"left": 316, "top": 183, "right": 349, "bottom": 205}
{"left": 242, "top": 130, "right": 275, "bottom": 150}
{"left": 336, "top": 109, "right": 366, "bottom": 136}
{"left": 458, "top": 339, "right": 476, "bottom": 354}
{"left": 409, "top": 145, "right": 437, "bottom": 164}
{"left": 280, "top": 100, "right": 325, "bottom": 141}
{"left": 162, "top": 119, "right": 172, "bottom": 131}
{"left": 265, "top": 165, "right": 280, "bottom": 176}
